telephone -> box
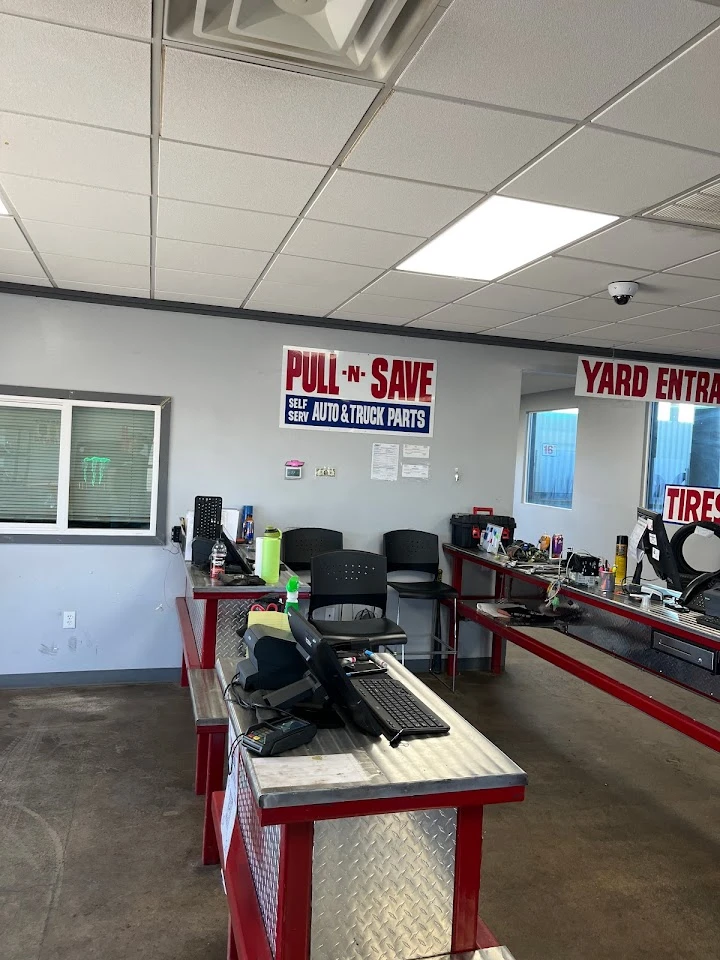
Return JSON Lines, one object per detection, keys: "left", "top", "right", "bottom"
{"left": 679, "top": 570, "right": 720, "bottom": 613}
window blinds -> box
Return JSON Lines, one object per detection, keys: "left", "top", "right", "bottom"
{"left": 0, "top": 405, "right": 61, "bottom": 523}
{"left": 68, "top": 407, "right": 155, "bottom": 529}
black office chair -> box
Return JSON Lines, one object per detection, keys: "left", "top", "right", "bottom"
{"left": 383, "top": 530, "right": 459, "bottom": 687}
{"left": 282, "top": 527, "right": 343, "bottom": 573}
{"left": 308, "top": 550, "right": 407, "bottom": 652}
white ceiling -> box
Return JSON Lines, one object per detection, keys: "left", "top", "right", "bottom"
{"left": 3, "top": 0, "right": 720, "bottom": 357}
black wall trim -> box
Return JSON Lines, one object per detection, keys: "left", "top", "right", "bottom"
{"left": 1, "top": 279, "right": 714, "bottom": 369}
{"left": 0, "top": 667, "right": 181, "bottom": 688}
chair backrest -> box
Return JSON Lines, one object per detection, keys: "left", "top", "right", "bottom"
{"left": 383, "top": 529, "right": 439, "bottom": 576}
{"left": 282, "top": 527, "right": 343, "bottom": 572}
{"left": 309, "top": 550, "right": 388, "bottom": 615}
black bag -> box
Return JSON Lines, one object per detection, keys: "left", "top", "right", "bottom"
{"left": 450, "top": 514, "right": 516, "bottom": 549}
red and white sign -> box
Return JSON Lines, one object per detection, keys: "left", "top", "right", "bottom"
{"left": 575, "top": 356, "right": 720, "bottom": 405}
{"left": 281, "top": 346, "right": 436, "bottom": 435}
{"left": 663, "top": 484, "right": 720, "bottom": 524}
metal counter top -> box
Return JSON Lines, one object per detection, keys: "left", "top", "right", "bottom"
{"left": 217, "top": 655, "right": 526, "bottom": 810}
{"left": 185, "top": 542, "right": 309, "bottom": 597}
{"left": 444, "top": 543, "right": 720, "bottom": 650}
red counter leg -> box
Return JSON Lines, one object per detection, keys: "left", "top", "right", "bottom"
{"left": 195, "top": 730, "right": 209, "bottom": 795}
{"left": 202, "top": 729, "right": 227, "bottom": 865}
{"left": 275, "top": 821, "right": 314, "bottom": 960}
{"left": 201, "top": 599, "right": 219, "bottom": 667}
{"left": 451, "top": 554, "right": 464, "bottom": 594}
{"left": 451, "top": 805, "right": 484, "bottom": 953}
{"left": 180, "top": 651, "right": 189, "bottom": 688}
{"left": 227, "top": 915, "right": 240, "bottom": 960}
{"left": 490, "top": 637, "right": 504, "bottom": 675}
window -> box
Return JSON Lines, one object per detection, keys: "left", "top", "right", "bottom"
{"left": 525, "top": 408, "right": 578, "bottom": 509}
{"left": 0, "top": 387, "right": 170, "bottom": 543}
{"left": 646, "top": 401, "right": 720, "bottom": 512}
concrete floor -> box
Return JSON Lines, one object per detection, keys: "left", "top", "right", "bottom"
{"left": 1, "top": 648, "right": 718, "bottom": 960}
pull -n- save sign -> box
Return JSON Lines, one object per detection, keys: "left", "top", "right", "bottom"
{"left": 281, "top": 346, "right": 436, "bottom": 436}
{"left": 576, "top": 356, "right": 720, "bottom": 405}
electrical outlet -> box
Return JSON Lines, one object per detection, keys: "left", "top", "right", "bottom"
{"left": 63, "top": 611, "right": 76, "bottom": 629}
{"left": 326, "top": 467, "right": 336, "bottom": 477}
{"left": 315, "top": 467, "right": 326, "bottom": 478}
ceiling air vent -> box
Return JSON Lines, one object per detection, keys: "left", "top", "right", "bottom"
{"left": 164, "top": 0, "right": 442, "bottom": 81}
{"left": 646, "top": 180, "right": 720, "bottom": 230}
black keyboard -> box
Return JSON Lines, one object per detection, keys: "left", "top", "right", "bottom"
{"left": 696, "top": 615, "right": 720, "bottom": 629}
{"left": 351, "top": 675, "right": 449, "bottom": 738}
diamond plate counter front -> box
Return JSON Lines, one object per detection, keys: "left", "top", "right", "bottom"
{"left": 311, "top": 808, "right": 456, "bottom": 960}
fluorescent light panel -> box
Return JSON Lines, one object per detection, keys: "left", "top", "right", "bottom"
{"left": 397, "top": 196, "right": 617, "bottom": 281}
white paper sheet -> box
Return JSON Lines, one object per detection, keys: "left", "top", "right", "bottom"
{"left": 401, "top": 463, "right": 429, "bottom": 480}
{"left": 220, "top": 740, "right": 238, "bottom": 862}
{"left": 629, "top": 518, "right": 647, "bottom": 562}
{"left": 402, "top": 443, "right": 430, "bottom": 459}
{"left": 371, "top": 442, "right": 399, "bottom": 481}
{"left": 253, "top": 753, "right": 370, "bottom": 789}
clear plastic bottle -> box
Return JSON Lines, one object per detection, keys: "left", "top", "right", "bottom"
{"left": 209, "top": 528, "right": 227, "bottom": 580}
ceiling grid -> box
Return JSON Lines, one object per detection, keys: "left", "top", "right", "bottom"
{"left": 1, "top": 0, "right": 720, "bottom": 356}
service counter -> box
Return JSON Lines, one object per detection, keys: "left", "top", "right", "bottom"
{"left": 214, "top": 655, "right": 527, "bottom": 960}
{"left": 444, "top": 544, "right": 720, "bottom": 753}
{"left": 178, "top": 546, "right": 309, "bottom": 677}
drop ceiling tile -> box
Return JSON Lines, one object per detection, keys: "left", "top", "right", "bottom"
{"left": 245, "top": 281, "right": 355, "bottom": 315}
{"left": 155, "top": 291, "right": 245, "bottom": 309}
{"left": 616, "top": 306, "right": 720, "bottom": 330}
{"left": 0, "top": 113, "right": 149, "bottom": 194}
{"left": 596, "top": 28, "right": 720, "bottom": 153}
{"left": 504, "top": 256, "right": 648, "bottom": 295}
{"left": 155, "top": 238, "right": 270, "bottom": 279}
{"left": 344, "top": 91, "right": 571, "bottom": 191}
{"left": 0, "top": 272, "right": 51, "bottom": 287}
{"left": 1, "top": 15, "right": 149, "bottom": 134}
{"left": 561, "top": 219, "right": 720, "bottom": 271}
{"left": 459, "top": 284, "right": 580, "bottom": 313}
{"left": 621, "top": 335, "right": 689, "bottom": 353}
{"left": 398, "top": 0, "right": 717, "bottom": 119}
{"left": 157, "top": 198, "right": 292, "bottom": 252}
{"left": 546, "top": 295, "right": 669, "bottom": 322}
{"left": 0, "top": 217, "right": 31, "bottom": 252}
{"left": 43, "top": 255, "right": 149, "bottom": 287}
{"left": 626, "top": 272, "right": 720, "bottom": 306}
{"left": 162, "top": 48, "right": 377, "bottom": 164}
{"left": 406, "top": 303, "right": 526, "bottom": 329}
{"left": 154, "top": 269, "right": 255, "bottom": 301}
{"left": 578, "top": 322, "right": 678, "bottom": 343}
{"left": 502, "top": 128, "right": 720, "bottom": 215}
{"left": 263, "top": 255, "right": 382, "bottom": 290}
{"left": 668, "top": 250, "right": 720, "bottom": 280}
{"left": 0, "top": 248, "right": 46, "bottom": 278}
{"left": 284, "top": 220, "right": 424, "bottom": 269}
{"left": 328, "top": 311, "right": 410, "bottom": 326}
{"left": 307, "top": 170, "right": 481, "bottom": 236}
{"left": 58, "top": 281, "right": 150, "bottom": 297}
{"left": 336, "top": 293, "right": 445, "bottom": 320}
{"left": 365, "top": 271, "right": 482, "bottom": 301}
{"left": 159, "top": 141, "right": 326, "bottom": 216}
{"left": 645, "top": 330, "right": 720, "bottom": 352}
{"left": 491, "top": 315, "right": 607, "bottom": 337}
{"left": 25, "top": 221, "right": 149, "bottom": 266}
{"left": 0, "top": 0, "right": 151, "bottom": 38}
{"left": 1, "top": 175, "right": 149, "bottom": 234}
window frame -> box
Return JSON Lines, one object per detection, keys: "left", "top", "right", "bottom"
{"left": 0, "top": 385, "right": 170, "bottom": 545}
{"left": 524, "top": 406, "right": 579, "bottom": 510}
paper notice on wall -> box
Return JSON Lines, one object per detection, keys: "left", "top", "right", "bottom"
{"left": 402, "top": 443, "right": 430, "bottom": 459}
{"left": 629, "top": 517, "right": 647, "bottom": 562}
{"left": 371, "top": 442, "right": 399, "bottom": 481}
{"left": 220, "top": 739, "right": 238, "bottom": 862}
{"left": 401, "top": 463, "right": 430, "bottom": 480}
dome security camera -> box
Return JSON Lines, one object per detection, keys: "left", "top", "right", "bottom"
{"left": 608, "top": 281, "right": 639, "bottom": 305}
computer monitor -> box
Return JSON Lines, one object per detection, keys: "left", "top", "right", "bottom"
{"left": 632, "top": 507, "right": 682, "bottom": 591}
{"left": 288, "top": 609, "right": 382, "bottom": 736}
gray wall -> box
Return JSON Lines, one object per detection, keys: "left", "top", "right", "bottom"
{"left": 0, "top": 292, "right": 563, "bottom": 677}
